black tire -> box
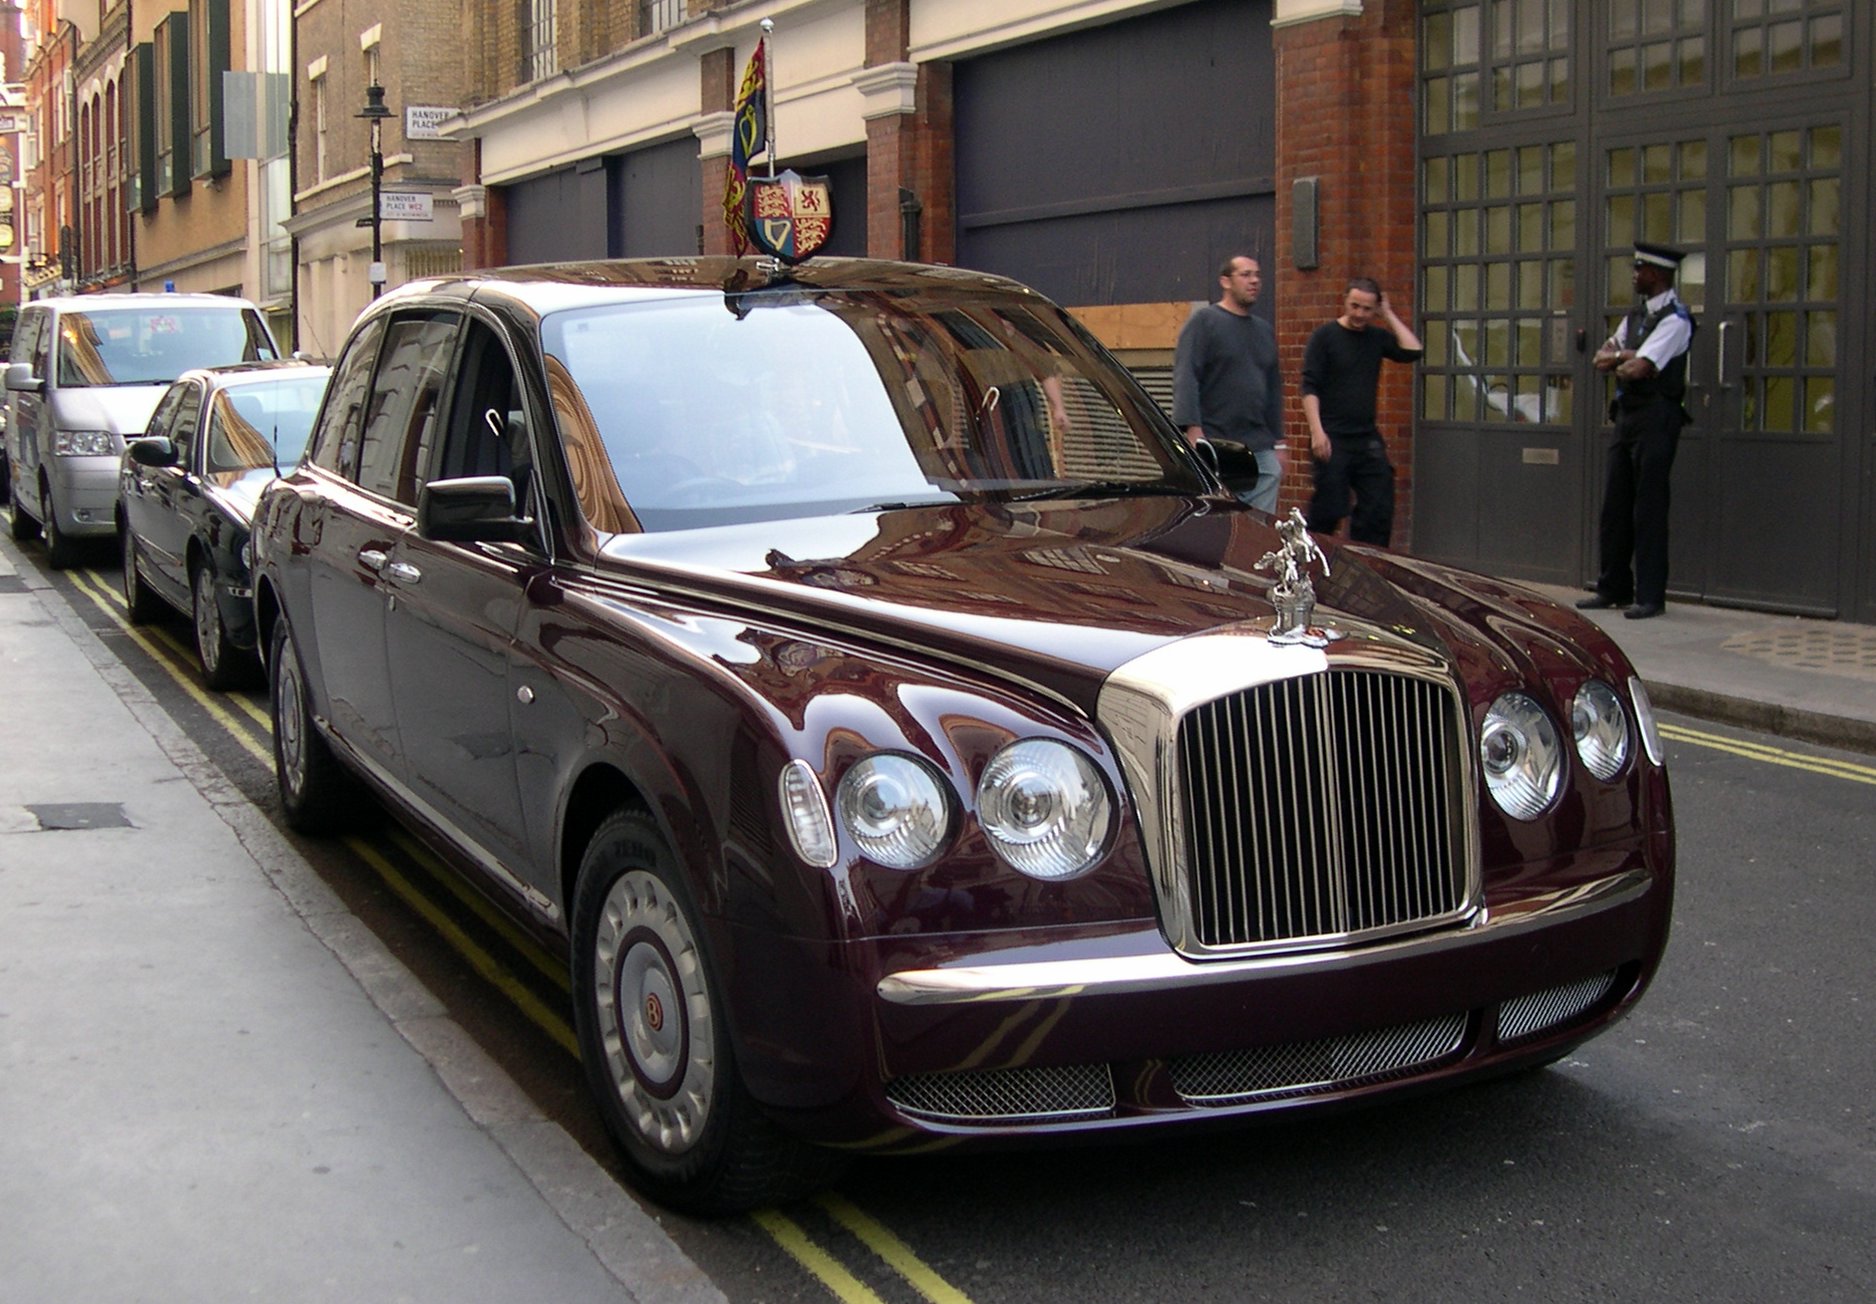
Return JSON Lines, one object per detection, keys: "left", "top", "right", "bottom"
{"left": 8, "top": 490, "right": 39, "bottom": 541}
{"left": 268, "top": 615, "right": 356, "bottom": 833}
{"left": 41, "top": 481, "right": 78, "bottom": 570}
{"left": 193, "top": 561, "right": 247, "bottom": 690}
{"left": 570, "top": 809, "right": 846, "bottom": 1214}
{"left": 121, "top": 524, "right": 165, "bottom": 624}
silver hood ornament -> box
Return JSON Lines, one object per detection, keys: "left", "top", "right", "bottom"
{"left": 1255, "top": 509, "right": 1342, "bottom": 647}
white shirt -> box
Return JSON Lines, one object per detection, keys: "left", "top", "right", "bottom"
{"left": 1604, "top": 289, "right": 1692, "bottom": 372}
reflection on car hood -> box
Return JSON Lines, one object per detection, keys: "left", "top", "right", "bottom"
{"left": 205, "top": 467, "right": 281, "bottom": 522}
{"left": 598, "top": 498, "right": 1465, "bottom": 709}
{"left": 56, "top": 384, "right": 170, "bottom": 436}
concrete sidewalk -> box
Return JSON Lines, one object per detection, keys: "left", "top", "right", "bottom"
{"left": 1526, "top": 583, "right": 1876, "bottom": 756}
{"left": 0, "top": 556, "right": 723, "bottom": 1302}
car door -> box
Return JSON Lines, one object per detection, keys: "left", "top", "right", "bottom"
{"left": 383, "top": 313, "right": 541, "bottom": 888}
{"left": 140, "top": 380, "right": 205, "bottom": 600}
{"left": 9, "top": 308, "right": 51, "bottom": 516}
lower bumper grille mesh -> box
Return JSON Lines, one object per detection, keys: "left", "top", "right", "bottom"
{"left": 886, "top": 1063, "right": 1116, "bottom": 1123}
{"left": 1170, "top": 1014, "right": 1469, "bottom": 1106}
{"left": 1498, "top": 970, "right": 1621, "bottom": 1042}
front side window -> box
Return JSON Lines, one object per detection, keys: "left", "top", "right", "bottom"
{"left": 355, "top": 312, "right": 461, "bottom": 503}
{"left": 56, "top": 307, "right": 276, "bottom": 387}
{"left": 541, "top": 285, "right": 1200, "bottom": 534}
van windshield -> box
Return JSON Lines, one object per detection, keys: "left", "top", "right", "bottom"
{"left": 57, "top": 307, "right": 277, "bottom": 388}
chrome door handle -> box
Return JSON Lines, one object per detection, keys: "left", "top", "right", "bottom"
{"left": 385, "top": 562, "right": 422, "bottom": 585}
{"left": 359, "top": 548, "right": 388, "bottom": 572}
{"left": 1717, "top": 321, "right": 1732, "bottom": 388}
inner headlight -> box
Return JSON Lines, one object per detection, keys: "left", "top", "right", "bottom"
{"left": 1480, "top": 692, "right": 1563, "bottom": 820}
{"left": 976, "top": 739, "right": 1111, "bottom": 880}
{"left": 54, "top": 429, "right": 116, "bottom": 457}
{"left": 1571, "top": 679, "right": 1631, "bottom": 781}
{"left": 836, "top": 754, "right": 950, "bottom": 869}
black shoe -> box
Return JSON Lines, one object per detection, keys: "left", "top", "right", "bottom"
{"left": 1623, "top": 602, "right": 1665, "bottom": 620}
{"left": 1575, "top": 594, "right": 1625, "bottom": 610}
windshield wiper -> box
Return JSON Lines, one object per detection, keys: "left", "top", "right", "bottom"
{"left": 1003, "top": 481, "right": 1179, "bottom": 502}
{"left": 847, "top": 496, "right": 961, "bottom": 514}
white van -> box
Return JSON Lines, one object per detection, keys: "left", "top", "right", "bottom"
{"left": 5, "top": 294, "right": 279, "bottom": 566}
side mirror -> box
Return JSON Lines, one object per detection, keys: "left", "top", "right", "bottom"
{"left": 4, "top": 363, "right": 44, "bottom": 394}
{"left": 418, "top": 475, "right": 534, "bottom": 544}
{"left": 127, "top": 436, "right": 179, "bottom": 469}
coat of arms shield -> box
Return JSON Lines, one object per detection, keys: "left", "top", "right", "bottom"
{"left": 745, "top": 169, "right": 834, "bottom": 264}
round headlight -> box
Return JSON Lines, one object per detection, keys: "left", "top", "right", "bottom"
{"left": 835, "top": 754, "right": 951, "bottom": 869}
{"left": 1480, "top": 692, "right": 1563, "bottom": 820}
{"left": 1571, "top": 679, "right": 1631, "bottom": 781}
{"left": 976, "top": 739, "right": 1111, "bottom": 881}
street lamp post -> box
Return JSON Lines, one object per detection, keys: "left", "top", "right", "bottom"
{"left": 356, "top": 83, "right": 393, "bottom": 298}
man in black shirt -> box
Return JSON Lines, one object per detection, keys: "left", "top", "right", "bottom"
{"left": 1302, "top": 277, "right": 1423, "bottom": 546}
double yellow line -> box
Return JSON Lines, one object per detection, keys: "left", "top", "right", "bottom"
{"left": 59, "top": 563, "right": 978, "bottom": 1304}
{"left": 1659, "top": 721, "right": 1876, "bottom": 786}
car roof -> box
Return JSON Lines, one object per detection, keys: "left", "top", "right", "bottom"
{"left": 172, "top": 360, "right": 332, "bottom": 390}
{"left": 373, "top": 256, "right": 1045, "bottom": 321}
{"left": 31, "top": 293, "right": 265, "bottom": 312}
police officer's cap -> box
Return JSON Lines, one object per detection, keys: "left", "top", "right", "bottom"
{"left": 1633, "top": 241, "right": 1687, "bottom": 271}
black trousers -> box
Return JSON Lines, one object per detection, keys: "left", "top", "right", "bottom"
{"left": 1307, "top": 434, "right": 1394, "bottom": 546}
{"left": 1593, "top": 399, "right": 1682, "bottom": 607}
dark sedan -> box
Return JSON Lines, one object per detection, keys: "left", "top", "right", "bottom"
{"left": 249, "top": 258, "right": 1674, "bottom": 1214}
{"left": 120, "top": 361, "right": 331, "bottom": 687}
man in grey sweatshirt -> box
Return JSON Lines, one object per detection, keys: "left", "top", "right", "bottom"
{"left": 1172, "top": 255, "right": 1286, "bottom": 512}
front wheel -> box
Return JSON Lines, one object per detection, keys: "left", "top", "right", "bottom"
{"left": 570, "top": 809, "right": 845, "bottom": 1214}
{"left": 41, "top": 482, "right": 79, "bottom": 569}
{"left": 269, "top": 616, "right": 357, "bottom": 833}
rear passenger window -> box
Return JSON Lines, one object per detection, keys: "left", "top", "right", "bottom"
{"left": 355, "top": 312, "right": 460, "bottom": 504}
{"left": 304, "top": 317, "right": 387, "bottom": 478}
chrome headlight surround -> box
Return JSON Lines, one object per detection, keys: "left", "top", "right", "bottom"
{"left": 975, "top": 739, "right": 1112, "bottom": 881}
{"left": 835, "top": 754, "right": 952, "bottom": 870}
{"left": 53, "top": 429, "right": 116, "bottom": 457}
{"left": 1480, "top": 691, "right": 1563, "bottom": 820}
{"left": 1629, "top": 675, "right": 1665, "bottom": 767}
{"left": 1570, "top": 679, "right": 1631, "bottom": 781}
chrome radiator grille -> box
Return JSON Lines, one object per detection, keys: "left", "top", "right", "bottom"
{"left": 1173, "top": 670, "right": 1470, "bottom": 951}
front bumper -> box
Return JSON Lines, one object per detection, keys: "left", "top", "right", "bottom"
{"left": 50, "top": 458, "right": 121, "bottom": 537}
{"left": 721, "top": 847, "right": 1672, "bottom": 1151}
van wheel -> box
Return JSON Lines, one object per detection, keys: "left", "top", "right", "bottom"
{"left": 570, "top": 809, "right": 845, "bottom": 1214}
{"left": 269, "top": 616, "right": 356, "bottom": 833}
{"left": 8, "top": 491, "right": 39, "bottom": 542}
{"left": 41, "top": 482, "right": 78, "bottom": 569}
{"left": 194, "top": 562, "right": 246, "bottom": 690}
{"left": 121, "top": 526, "right": 164, "bottom": 624}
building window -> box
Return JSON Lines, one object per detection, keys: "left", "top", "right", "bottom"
{"left": 639, "top": 0, "right": 684, "bottom": 38}
{"left": 1420, "top": 141, "right": 1579, "bottom": 427}
{"left": 1606, "top": 2, "right": 1706, "bottom": 95}
{"left": 1728, "top": 0, "right": 1843, "bottom": 79}
{"left": 155, "top": 13, "right": 191, "bottom": 197}
{"left": 526, "top": 0, "right": 558, "bottom": 81}
{"left": 127, "top": 43, "right": 157, "bottom": 214}
{"left": 311, "top": 70, "right": 327, "bottom": 184}
{"left": 189, "top": 0, "right": 231, "bottom": 179}
{"left": 1425, "top": 0, "right": 1573, "bottom": 131}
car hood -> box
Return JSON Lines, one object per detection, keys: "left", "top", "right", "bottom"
{"left": 596, "top": 499, "right": 1518, "bottom": 712}
{"left": 55, "top": 385, "right": 170, "bottom": 436}
{"left": 205, "top": 467, "right": 281, "bottom": 523}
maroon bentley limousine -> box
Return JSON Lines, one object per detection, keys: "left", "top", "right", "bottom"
{"left": 250, "top": 257, "right": 1674, "bottom": 1213}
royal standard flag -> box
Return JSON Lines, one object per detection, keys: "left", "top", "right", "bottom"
{"left": 723, "top": 39, "right": 768, "bottom": 255}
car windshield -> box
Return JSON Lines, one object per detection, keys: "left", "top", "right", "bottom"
{"left": 539, "top": 285, "right": 1204, "bottom": 532}
{"left": 57, "top": 307, "right": 275, "bottom": 388}
{"left": 206, "top": 374, "right": 330, "bottom": 476}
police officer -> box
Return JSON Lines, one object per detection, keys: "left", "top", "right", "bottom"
{"left": 1578, "top": 241, "right": 1697, "bottom": 620}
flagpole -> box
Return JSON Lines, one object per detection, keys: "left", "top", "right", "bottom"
{"left": 761, "top": 18, "right": 777, "bottom": 178}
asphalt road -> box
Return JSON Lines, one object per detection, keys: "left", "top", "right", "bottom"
{"left": 25, "top": 537, "right": 1875, "bottom": 1303}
